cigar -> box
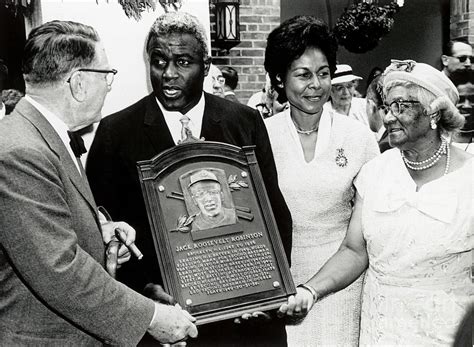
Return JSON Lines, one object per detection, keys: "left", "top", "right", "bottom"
{"left": 114, "top": 229, "right": 144, "bottom": 260}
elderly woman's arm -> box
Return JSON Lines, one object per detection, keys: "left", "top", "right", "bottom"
{"left": 279, "top": 192, "right": 369, "bottom": 318}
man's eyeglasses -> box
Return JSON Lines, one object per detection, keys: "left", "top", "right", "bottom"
{"left": 67, "top": 68, "right": 118, "bottom": 86}
{"left": 213, "top": 76, "right": 225, "bottom": 85}
{"left": 452, "top": 55, "right": 473, "bottom": 63}
{"left": 382, "top": 99, "right": 421, "bottom": 116}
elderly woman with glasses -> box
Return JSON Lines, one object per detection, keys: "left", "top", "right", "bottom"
{"left": 279, "top": 60, "right": 474, "bottom": 345}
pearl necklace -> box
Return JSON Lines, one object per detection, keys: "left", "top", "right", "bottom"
{"left": 401, "top": 137, "right": 451, "bottom": 175}
{"left": 292, "top": 119, "right": 319, "bottom": 135}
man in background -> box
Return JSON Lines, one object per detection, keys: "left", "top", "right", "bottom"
{"left": 87, "top": 11, "right": 292, "bottom": 347}
{"left": 221, "top": 66, "right": 240, "bottom": 103}
{"left": 450, "top": 69, "right": 474, "bottom": 153}
{"left": 203, "top": 63, "right": 225, "bottom": 97}
{"left": 0, "top": 20, "right": 197, "bottom": 346}
{"left": 441, "top": 39, "right": 473, "bottom": 80}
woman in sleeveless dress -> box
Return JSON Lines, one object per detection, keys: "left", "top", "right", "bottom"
{"left": 264, "top": 16, "right": 379, "bottom": 346}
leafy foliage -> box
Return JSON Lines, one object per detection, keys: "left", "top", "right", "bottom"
{"left": 118, "top": 0, "right": 156, "bottom": 21}
{"left": 2, "top": 0, "right": 33, "bottom": 17}
{"left": 333, "top": 2, "right": 400, "bottom": 54}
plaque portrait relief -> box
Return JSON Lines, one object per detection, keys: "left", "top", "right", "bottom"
{"left": 137, "top": 142, "right": 295, "bottom": 325}
{"left": 180, "top": 168, "right": 237, "bottom": 232}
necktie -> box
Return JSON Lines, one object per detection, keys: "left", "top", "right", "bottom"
{"left": 67, "top": 130, "right": 87, "bottom": 158}
{"left": 179, "top": 115, "right": 192, "bottom": 142}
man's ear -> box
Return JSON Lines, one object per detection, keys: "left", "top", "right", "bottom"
{"left": 203, "top": 57, "right": 211, "bottom": 77}
{"left": 441, "top": 55, "right": 449, "bottom": 68}
{"left": 68, "top": 72, "right": 87, "bottom": 102}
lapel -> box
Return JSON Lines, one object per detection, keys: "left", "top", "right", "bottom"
{"left": 201, "top": 92, "right": 223, "bottom": 140}
{"left": 142, "top": 94, "right": 175, "bottom": 153}
{"left": 15, "top": 99, "right": 99, "bottom": 220}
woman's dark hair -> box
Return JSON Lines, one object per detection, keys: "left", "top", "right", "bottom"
{"left": 264, "top": 15, "right": 338, "bottom": 103}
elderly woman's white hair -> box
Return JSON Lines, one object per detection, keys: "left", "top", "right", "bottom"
{"left": 382, "top": 60, "right": 465, "bottom": 133}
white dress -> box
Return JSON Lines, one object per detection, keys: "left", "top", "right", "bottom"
{"left": 354, "top": 149, "right": 474, "bottom": 346}
{"left": 265, "top": 108, "right": 380, "bottom": 346}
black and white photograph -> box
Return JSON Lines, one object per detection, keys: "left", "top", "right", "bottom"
{"left": 0, "top": 0, "right": 472, "bottom": 346}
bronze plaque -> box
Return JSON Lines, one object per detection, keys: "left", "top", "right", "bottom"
{"left": 137, "top": 142, "right": 295, "bottom": 325}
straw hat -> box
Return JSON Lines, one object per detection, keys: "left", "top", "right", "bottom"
{"left": 332, "top": 64, "right": 362, "bottom": 84}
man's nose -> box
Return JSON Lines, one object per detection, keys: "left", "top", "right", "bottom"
{"left": 163, "top": 62, "right": 178, "bottom": 79}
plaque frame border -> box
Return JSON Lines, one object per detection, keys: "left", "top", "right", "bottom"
{"left": 137, "top": 141, "right": 295, "bottom": 325}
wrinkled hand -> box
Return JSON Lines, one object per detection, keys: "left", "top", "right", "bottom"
{"left": 102, "top": 221, "right": 135, "bottom": 265}
{"left": 233, "top": 311, "right": 271, "bottom": 324}
{"left": 425, "top": 95, "right": 459, "bottom": 118}
{"left": 148, "top": 302, "right": 198, "bottom": 345}
{"left": 101, "top": 220, "right": 136, "bottom": 245}
{"left": 277, "top": 287, "right": 315, "bottom": 324}
{"left": 144, "top": 283, "right": 176, "bottom": 305}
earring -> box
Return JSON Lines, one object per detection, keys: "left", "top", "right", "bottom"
{"left": 430, "top": 118, "right": 437, "bottom": 130}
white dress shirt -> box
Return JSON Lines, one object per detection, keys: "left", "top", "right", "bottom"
{"left": 156, "top": 93, "right": 205, "bottom": 145}
{"left": 24, "top": 95, "right": 82, "bottom": 174}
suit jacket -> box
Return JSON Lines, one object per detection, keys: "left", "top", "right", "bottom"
{"left": 87, "top": 93, "right": 292, "bottom": 347}
{"left": 0, "top": 99, "right": 154, "bottom": 346}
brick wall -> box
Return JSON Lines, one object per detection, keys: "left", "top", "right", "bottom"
{"left": 209, "top": 0, "right": 281, "bottom": 104}
{"left": 450, "top": 0, "right": 474, "bottom": 42}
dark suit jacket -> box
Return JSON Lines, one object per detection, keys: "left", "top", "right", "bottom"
{"left": 87, "top": 92, "right": 292, "bottom": 347}
{"left": 0, "top": 99, "right": 154, "bottom": 346}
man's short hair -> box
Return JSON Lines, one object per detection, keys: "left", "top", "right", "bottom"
{"left": 442, "top": 38, "right": 471, "bottom": 56}
{"left": 22, "top": 20, "right": 100, "bottom": 85}
{"left": 146, "top": 12, "right": 209, "bottom": 61}
{"left": 221, "top": 66, "right": 238, "bottom": 90}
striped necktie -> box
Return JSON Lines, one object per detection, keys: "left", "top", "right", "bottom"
{"left": 179, "top": 115, "right": 192, "bottom": 142}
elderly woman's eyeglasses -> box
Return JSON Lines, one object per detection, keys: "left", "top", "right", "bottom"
{"left": 67, "top": 68, "right": 118, "bottom": 86}
{"left": 381, "top": 99, "right": 421, "bottom": 116}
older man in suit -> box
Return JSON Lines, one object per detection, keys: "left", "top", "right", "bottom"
{"left": 0, "top": 20, "right": 197, "bottom": 346}
{"left": 87, "top": 11, "right": 292, "bottom": 347}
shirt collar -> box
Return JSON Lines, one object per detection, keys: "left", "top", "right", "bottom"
{"left": 155, "top": 93, "right": 205, "bottom": 145}
{"left": 23, "top": 95, "right": 82, "bottom": 174}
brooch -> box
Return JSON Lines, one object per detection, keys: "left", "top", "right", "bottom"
{"left": 335, "top": 148, "right": 348, "bottom": 167}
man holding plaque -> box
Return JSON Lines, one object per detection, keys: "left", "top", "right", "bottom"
{"left": 0, "top": 20, "right": 197, "bottom": 346}
{"left": 87, "top": 11, "right": 292, "bottom": 347}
